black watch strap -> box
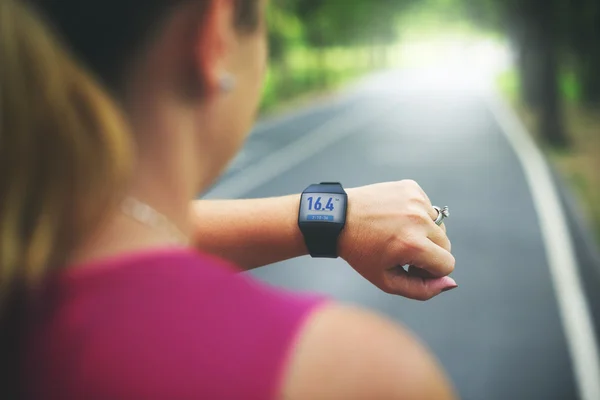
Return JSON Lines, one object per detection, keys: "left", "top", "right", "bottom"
{"left": 303, "top": 227, "right": 340, "bottom": 258}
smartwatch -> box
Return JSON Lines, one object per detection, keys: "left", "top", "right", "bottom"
{"left": 298, "top": 182, "right": 348, "bottom": 258}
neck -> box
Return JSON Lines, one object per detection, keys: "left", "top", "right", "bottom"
{"left": 129, "top": 152, "right": 195, "bottom": 241}
{"left": 71, "top": 98, "right": 210, "bottom": 266}
{"left": 126, "top": 91, "right": 213, "bottom": 239}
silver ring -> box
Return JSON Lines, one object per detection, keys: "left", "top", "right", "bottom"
{"left": 433, "top": 206, "right": 449, "bottom": 226}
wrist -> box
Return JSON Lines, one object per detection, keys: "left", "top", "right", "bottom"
{"left": 338, "top": 188, "right": 356, "bottom": 261}
{"left": 287, "top": 194, "right": 310, "bottom": 257}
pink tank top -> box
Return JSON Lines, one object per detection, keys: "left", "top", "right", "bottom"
{"left": 23, "top": 248, "right": 327, "bottom": 399}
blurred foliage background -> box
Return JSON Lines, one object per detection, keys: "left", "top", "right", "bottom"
{"left": 263, "top": 0, "right": 600, "bottom": 242}
{"left": 263, "top": 0, "right": 409, "bottom": 110}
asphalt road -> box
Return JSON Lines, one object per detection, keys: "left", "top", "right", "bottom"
{"left": 203, "top": 67, "right": 600, "bottom": 400}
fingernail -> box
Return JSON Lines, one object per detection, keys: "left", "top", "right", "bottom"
{"left": 441, "top": 285, "right": 458, "bottom": 293}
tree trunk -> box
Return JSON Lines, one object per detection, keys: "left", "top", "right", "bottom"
{"left": 514, "top": 1, "right": 568, "bottom": 147}
{"left": 516, "top": 24, "right": 544, "bottom": 108}
{"left": 538, "top": 35, "right": 568, "bottom": 147}
{"left": 578, "top": 1, "right": 600, "bottom": 106}
{"left": 537, "top": 3, "right": 569, "bottom": 148}
{"left": 579, "top": 52, "right": 600, "bottom": 106}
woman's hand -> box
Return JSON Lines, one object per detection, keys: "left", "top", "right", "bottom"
{"left": 340, "top": 181, "right": 457, "bottom": 300}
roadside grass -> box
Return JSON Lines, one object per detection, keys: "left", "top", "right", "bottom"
{"left": 497, "top": 69, "right": 600, "bottom": 244}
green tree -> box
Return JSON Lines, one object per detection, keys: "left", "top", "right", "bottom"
{"left": 565, "top": 0, "right": 600, "bottom": 105}
{"left": 294, "top": 0, "right": 410, "bottom": 69}
{"left": 461, "top": 0, "right": 569, "bottom": 147}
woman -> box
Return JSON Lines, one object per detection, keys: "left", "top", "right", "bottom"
{"left": 0, "top": 0, "right": 458, "bottom": 398}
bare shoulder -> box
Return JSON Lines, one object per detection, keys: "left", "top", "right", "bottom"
{"left": 281, "top": 304, "right": 458, "bottom": 400}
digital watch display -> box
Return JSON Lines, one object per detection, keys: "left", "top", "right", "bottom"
{"left": 298, "top": 182, "right": 348, "bottom": 258}
{"left": 299, "top": 193, "right": 346, "bottom": 223}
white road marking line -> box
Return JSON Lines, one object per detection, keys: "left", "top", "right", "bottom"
{"left": 203, "top": 99, "right": 398, "bottom": 199}
{"left": 487, "top": 93, "right": 600, "bottom": 400}
{"left": 560, "top": 178, "right": 600, "bottom": 272}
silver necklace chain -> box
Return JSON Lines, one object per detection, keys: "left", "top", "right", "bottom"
{"left": 120, "top": 196, "right": 190, "bottom": 246}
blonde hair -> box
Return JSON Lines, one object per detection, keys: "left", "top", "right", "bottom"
{"left": 0, "top": 0, "right": 132, "bottom": 393}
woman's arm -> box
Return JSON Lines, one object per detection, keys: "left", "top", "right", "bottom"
{"left": 192, "top": 194, "right": 306, "bottom": 270}
{"left": 193, "top": 181, "right": 458, "bottom": 299}
{"left": 282, "top": 304, "right": 458, "bottom": 400}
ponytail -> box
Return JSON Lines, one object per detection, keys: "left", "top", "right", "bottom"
{"left": 0, "top": 0, "right": 133, "bottom": 396}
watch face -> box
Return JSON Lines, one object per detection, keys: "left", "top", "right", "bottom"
{"left": 299, "top": 193, "right": 346, "bottom": 223}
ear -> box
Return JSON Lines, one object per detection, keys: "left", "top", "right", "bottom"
{"left": 193, "top": 0, "right": 236, "bottom": 97}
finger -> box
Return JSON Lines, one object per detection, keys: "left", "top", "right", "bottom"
{"left": 410, "top": 181, "right": 432, "bottom": 207}
{"left": 407, "top": 240, "right": 455, "bottom": 277}
{"left": 427, "top": 224, "right": 451, "bottom": 252}
{"left": 438, "top": 222, "right": 447, "bottom": 234}
{"left": 426, "top": 205, "right": 449, "bottom": 229}
{"left": 407, "top": 265, "right": 436, "bottom": 279}
{"left": 383, "top": 266, "right": 458, "bottom": 300}
{"left": 426, "top": 204, "right": 438, "bottom": 221}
